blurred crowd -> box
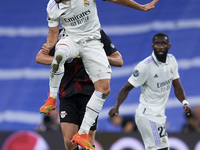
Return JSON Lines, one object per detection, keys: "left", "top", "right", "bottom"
{"left": 182, "top": 105, "right": 200, "bottom": 133}
{"left": 109, "top": 115, "right": 137, "bottom": 133}
{"left": 36, "top": 109, "right": 61, "bottom": 132}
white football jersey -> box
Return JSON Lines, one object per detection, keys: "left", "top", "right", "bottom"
{"left": 46, "top": 0, "right": 101, "bottom": 42}
{"left": 128, "top": 52, "right": 179, "bottom": 122}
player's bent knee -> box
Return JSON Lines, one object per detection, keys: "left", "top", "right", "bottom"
{"left": 55, "top": 45, "right": 70, "bottom": 55}
{"left": 55, "top": 45, "right": 72, "bottom": 62}
{"left": 94, "top": 80, "right": 111, "bottom": 95}
{"left": 105, "top": 88, "right": 111, "bottom": 95}
{"left": 101, "top": 85, "right": 111, "bottom": 95}
{"left": 98, "top": 86, "right": 110, "bottom": 95}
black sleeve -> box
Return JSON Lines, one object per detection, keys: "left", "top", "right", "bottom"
{"left": 100, "top": 29, "right": 118, "bottom": 56}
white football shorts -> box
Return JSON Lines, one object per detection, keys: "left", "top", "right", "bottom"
{"left": 56, "top": 35, "right": 112, "bottom": 83}
{"left": 135, "top": 116, "right": 169, "bottom": 150}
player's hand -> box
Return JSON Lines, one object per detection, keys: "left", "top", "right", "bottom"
{"left": 183, "top": 104, "right": 192, "bottom": 118}
{"left": 143, "top": 0, "right": 159, "bottom": 11}
{"left": 108, "top": 108, "right": 118, "bottom": 117}
{"left": 41, "top": 43, "right": 52, "bottom": 55}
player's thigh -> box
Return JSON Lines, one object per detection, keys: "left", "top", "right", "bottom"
{"left": 59, "top": 98, "right": 80, "bottom": 125}
{"left": 81, "top": 40, "right": 112, "bottom": 83}
{"left": 135, "top": 116, "right": 169, "bottom": 150}
{"left": 61, "top": 122, "right": 79, "bottom": 141}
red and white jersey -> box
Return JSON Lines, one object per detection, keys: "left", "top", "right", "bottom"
{"left": 46, "top": 0, "right": 101, "bottom": 42}
{"left": 128, "top": 52, "right": 179, "bottom": 122}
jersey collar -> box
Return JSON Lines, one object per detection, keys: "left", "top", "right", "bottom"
{"left": 152, "top": 51, "right": 169, "bottom": 67}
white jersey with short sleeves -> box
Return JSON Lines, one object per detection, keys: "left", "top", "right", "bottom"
{"left": 47, "top": 0, "right": 101, "bottom": 42}
{"left": 128, "top": 52, "right": 179, "bottom": 122}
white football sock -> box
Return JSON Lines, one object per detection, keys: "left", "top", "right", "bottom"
{"left": 79, "top": 90, "right": 107, "bottom": 134}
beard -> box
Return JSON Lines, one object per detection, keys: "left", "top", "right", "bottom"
{"left": 154, "top": 49, "right": 168, "bottom": 62}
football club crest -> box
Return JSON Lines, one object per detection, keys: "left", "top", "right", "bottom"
{"left": 162, "top": 137, "right": 167, "bottom": 143}
{"left": 60, "top": 111, "right": 67, "bottom": 118}
{"left": 170, "top": 68, "right": 173, "bottom": 74}
{"left": 84, "top": 0, "right": 90, "bottom": 6}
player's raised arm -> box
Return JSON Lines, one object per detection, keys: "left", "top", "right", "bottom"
{"left": 42, "top": 26, "right": 59, "bottom": 54}
{"left": 106, "top": 0, "right": 159, "bottom": 11}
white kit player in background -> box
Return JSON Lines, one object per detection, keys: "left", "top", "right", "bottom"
{"left": 39, "top": 0, "right": 159, "bottom": 149}
{"left": 109, "top": 32, "right": 192, "bottom": 150}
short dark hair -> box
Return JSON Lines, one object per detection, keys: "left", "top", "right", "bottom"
{"left": 153, "top": 32, "right": 169, "bottom": 43}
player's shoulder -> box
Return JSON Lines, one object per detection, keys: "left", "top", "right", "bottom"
{"left": 47, "top": 0, "right": 57, "bottom": 11}
{"left": 141, "top": 55, "right": 154, "bottom": 66}
{"left": 47, "top": 0, "right": 65, "bottom": 20}
{"left": 167, "top": 53, "right": 177, "bottom": 62}
{"left": 167, "top": 53, "right": 175, "bottom": 59}
{"left": 135, "top": 56, "right": 152, "bottom": 70}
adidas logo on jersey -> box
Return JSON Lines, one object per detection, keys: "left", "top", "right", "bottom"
{"left": 154, "top": 74, "right": 158, "bottom": 78}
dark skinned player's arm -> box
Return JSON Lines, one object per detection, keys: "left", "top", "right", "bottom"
{"left": 109, "top": 82, "right": 134, "bottom": 117}
{"left": 172, "top": 78, "right": 191, "bottom": 115}
{"left": 108, "top": 51, "right": 123, "bottom": 67}
{"left": 106, "top": 0, "right": 159, "bottom": 11}
{"left": 172, "top": 78, "right": 186, "bottom": 102}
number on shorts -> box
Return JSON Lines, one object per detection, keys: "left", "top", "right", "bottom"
{"left": 158, "top": 126, "right": 166, "bottom": 138}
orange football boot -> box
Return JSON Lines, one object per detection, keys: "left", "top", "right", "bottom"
{"left": 72, "top": 133, "right": 95, "bottom": 150}
{"left": 39, "top": 95, "right": 56, "bottom": 115}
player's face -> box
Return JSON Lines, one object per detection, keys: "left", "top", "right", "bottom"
{"left": 152, "top": 36, "right": 171, "bottom": 63}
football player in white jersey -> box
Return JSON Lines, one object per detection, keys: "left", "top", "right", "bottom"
{"left": 109, "top": 33, "right": 192, "bottom": 150}
{"left": 40, "top": 0, "right": 159, "bottom": 149}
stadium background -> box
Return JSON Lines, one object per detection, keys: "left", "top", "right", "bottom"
{"left": 0, "top": 0, "right": 200, "bottom": 135}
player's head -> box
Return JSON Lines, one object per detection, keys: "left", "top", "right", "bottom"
{"left": 55, "top": 0, "right": 63, "bottom": 3}
{"left": 152, "top": 32, "right": 171, "bottom": 63}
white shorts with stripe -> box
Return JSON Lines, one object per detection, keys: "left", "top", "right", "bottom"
{"left": 56, "top": 35, "right": 112, "bottom": 83}
{"left": 135, "top": 116, "right": 169, "bottom": 150}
